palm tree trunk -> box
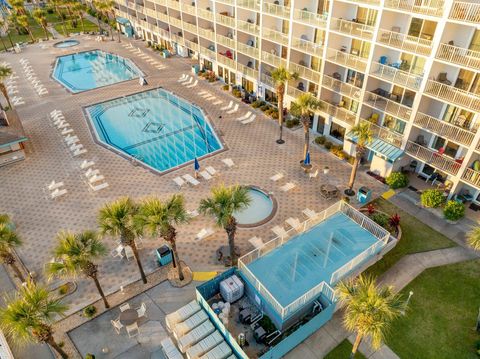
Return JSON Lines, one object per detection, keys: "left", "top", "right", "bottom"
{"left": 2, "top": 253, "right": 25, "bottom": 282}
{"left": 348, "top": 155, "right": 360, "bottom": 192}
{"left": 170, "top": 240, "right": 184, "bottom": 281}
{"left": 91, "top": 275, "right": 110, "bottom": 308}
{"left": 276, "top": 91, "right": 284, "bottom": 144}
{"left": 130, "top": 242, "right": 147, "bottom": 284}
{"left": 43, "top": 25, "right": 49, "bottom": 40}
{"left": 7, "top": 32, "right": 14, "bottom": 48}
{"left": 0, "top": 37, "right": 7, "bottom": 52}
{"left": 46, "top": 336, "right": 68, "bottom": 359}
{"left": 225, "top": 217, "right": 237, "bottom": 265}
{"left": 302, "top": 119, "right": 310, "bottom": 160}
{"left": 96, "top": 14, "right": 102, "bottom": 34}
{"left": 350, "top": 333, "right": 363, "bottom": 359}
{"left": 10, "top": 261, "right": 25, "bottom": 283}
{"left": 79, "top": 15, "right": 85, "bottom": 33}
{"left": 27, "top": 28, "right": 35, "bottom": 42}
{"left": 0, "top": 83, "right": 12, "bottom": 109}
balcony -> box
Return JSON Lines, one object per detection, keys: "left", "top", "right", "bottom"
{"left": 348, "top": 0, "right": 380, "bottom": 4}
{"left": 289, "top": 62, "right": 321, "bottom": 83}
{"left": 237, "top": 42, "right": 259, "bottom": 58}
{"left": 263, "top": 2, "right": 290, "bottom": 18}
{"left": 461, "top": 168, "right": 480, "bottom": 188}
{"left": 413, "top": 112, "right": 475, "bottom": 147}
{"left": 237, "top": 19, "right": 259, "bottom": 35}
{"left": 217, "top": 54, "right": 236, "bottom": 69}
{"left": 199, "top": 45, "right": 216, "bottom": 60}
{"left": 144, "top": 7, "right": 156, "bottom": 17}
{"left": 292, "top": 8, "right": 327, "bottom": 28}
{"left": 369, "top": 62, "right": 423, "bottom": 90}
{"left": 170, "top": 33, "right": 184, "bottom": 45}
{"left": 166, "top": 0, "right": 180, "bottom": 10}
{"left": 237, "top": 0, "right": 260, "bottom": 11}
{"left": 261, "top": 51, "right": 287, "bottom": 68}
{"left": 152, "top": 0, "right": 167, "bottom": 5}
{"left": 436, "top": 43, "right": 480, "bottom": 72}
{"left": 405, "top": 141, "right": 461, "bottom": 176}
{"left": 238, "top": 64, "right": 258, "bottom": 79}
{"left": 360, "top": 119, "right": 403, "bottom": 148}
{"left": 262, "top": 28, "right": 289, "bottom": 46}
{"left": 156, "top": 11, "right": 169, "bottom": 22}
{"left": 197, "top": 8, "right": 213, "bottom": 21}
{"left": 216, "top": 34, "right": 235, "bottom": 48}
{"left": 286, "top": 85, "right": 307, "bottom": 99}
{"left": 320, "top": 100, "right": 357, "bottom": 126}
{"left": 184, "top": 39, "right": 199, "bottom": 52}
{"left": 182, "top": 21, "right": 197, "bottom": 34}
{"left": 181, "top": 2, "right": 196, "bottom": 14}
{"left": 384, "top": 0, "right": 444, "bottom": 17}
{"left": 168, "top": 16, "right": 182, "bottom": 28}
{"left": 322, "top": 75, "right": 362, "bottom": 100}
{"left": 364, "top": 91, "right": 412, "bottom": 120}
{"left": 449, "top": 1, "right": 480, "bottom": 24}
{"left": 260, "top": 73, "right": 275, "bottom": 88}
{"left": 291, "top": 36, "right": 323, "bottom": 57}
{"left": 377, "top": 29, "right": 432, "bottom": 56}
{"left": 330, "top": 17, "right": 375, "bottom": 40}
{"left": 216, "top": 13, "right": 235, "bottom": 27}
{"left": 198, "top": 27, "right": 215, "bottom": 41}
{"left": 217, "top": 0, "right": 234, "bottom": 4}
{"left": 325, "top": 48, "right": 368, "bottom": 72}
{"left": 424, "top": 80, "right": 480, "bottom": 113}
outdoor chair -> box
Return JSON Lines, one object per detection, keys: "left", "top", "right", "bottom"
{"left": 120, "top": 303, "right": 131, "bottom": 312}
{"left": 136, "top": 303, "right": 147, "bottom": 318}
{"left": 437, "top": 72, "right": 452, "bottom": 86}
{"left": 126, "top": 323, "right": 139, "bottom": 338}
{"left": 124, "top": 246, "right": 135, "bottom": 261}
{"left": 111, "top": 319, "right": 123, "bottom": 334}
{"left": 110, "top": 245, "right": 124, "bottom": 259}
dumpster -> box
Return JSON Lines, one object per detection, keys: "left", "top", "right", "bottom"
{"left": 357, "top": 186, "right": 372, "bottom": 204}
{"left": 156, "top": 245, "right": 173, "bottom": 266}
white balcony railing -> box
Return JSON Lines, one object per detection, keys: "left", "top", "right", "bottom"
{"left": 238, "top": 64, "right": 258, "bottom": 79}
{"left": 216, "top": 13, "right": 235, "bottom": 27}
{"left": 462, "top": 168, "right": 480, "bottom": 188}
{"left": 292, "top": 8, "right": 327, "bottom": 28}
{"left": 237, "top": 42, "right": 259, "bottom": 58}
{"left": 449, "top": 1, "right": 480, "bottom": 24}
{"left": 364, "top": 91, "right": 412, "bottom": 120}
{"left": 326, "top": 48, "right": 368, "bottom": 72}
{"left": 182, "top": 21, "right": 197, "bottom": 34}
{"left": 384, "top": 0, "right": 444, "bottom": 17}
{"left": 144, "top": 7, "right": 156, "bottom": 17}
{"left": 330, "top": 17, "right": 375, "bottom": 40}
{"left": 263, "top": 2, "right": 290, "bottom": 18}
{"left": 197, "top": 8, "right": 214, "bottom": 21}
{"left": 424, "top": 80, "right": 480, "bottom": 113}
{"left": 436, "top": 43, "right": 480, "bottom": 71}
{"left": 286, "top": 85, "right": 306, "bottom": 99}
{"left": 168, "top": 16, "right": 182, "bottom": 28}
{"left": 291, "top": 36, "right": 323, "bottom": 57}
{"left": 181, "top": 2, "right": 196, "bottom": 15}
{"left": 347, "top": 0, "right": 380, "bottom": 4}
{"left": 289, "top": 62, "right": 321, "bottom": 83}
{"left": 361, "top": 119, "right": 403, "bottom": 147}
{"left": 261, "top": 51, "right": 287, "bottom": 68}
{"left": 377, "top": 29, "right": 432, "bottom": 56}
{"left": 370, "top": 62, "right": 423, "bottom": 90}
{"left": 156, "top": 12, "right": 169, "bottom": 23}
{"left": 413, "top": 112, "right": 475, "bottom": 146}
{"left": 198, "top": 27, "right": 215, "bottom": 41}
{"left": 166, "top": 0, "right": 180, "bottom": 10}
{"left": 322, "top": 75, "right": 362, "bottom": 100}
{"left": 405, "top": 141, "right": 461, "bottom": 175}
{"left": 237, "top": 0, "right": 260, "bottom": 11}
{"left": 320, "top": 100, "right": 357, "bottom": 126}
{"left": 217, "top": 55, "right": 236, "bottom": 69}
{"left": 152, "top": 0, "right": 167, "bottom": 5}
{"left": 260, "top": 73, "right": 275, "bottom": 88}
{"left": 183, "top": 39, "right": 199, "bottom": 52}
{"left": 237, "top": 19, "right": 259, "bottom": 35}
{"left": 170, "top": 33, "right": 184, "bottom": 45}
{"left": 262, "top": 28, "right": 289, "bottom": 46}
{"left": 199, "top": 45, "right": 216, "bottom": 60}
{"left": 216, "top": 34, "right": 235, "bottom": 48}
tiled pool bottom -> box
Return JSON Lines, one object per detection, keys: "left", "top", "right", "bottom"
{"left": 85, "top": 88, "right": 223, "bottom": 173}
{"left": 246, "top": 212, "right": 379, "bottom": 307}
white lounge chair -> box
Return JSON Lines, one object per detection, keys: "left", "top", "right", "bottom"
{"left": 280, "top": 182, "right": 296, "bottom": 192}
{"left": 309, "top": 169, "right": 319, "bottom": 179}
{"left": 48, "top": 180, "right": 64, "bottom": 191}
{"left": 205, "top": 166, "right": 217, "bottom": 176}
{"left": 178, "top": 74, "right": 188, "bottom": 82}
{"left": 241, "top": 114, "right": 256, "bottom": 124}
{"left": 73, "top": 148, "right": 87, "bottom": 157}
{"left": 222, "top": 158, "right": 234, "bottom": 168}
{"left": 80, "top": 160, "right": 95, "bottom": 169}
{"left": 165, "top": 300, "right": 201, "bottom": 331}
{"left": 110, "top": 245, "right": 124, "bottom": 259}
{"left": 186, "top": 79, "right": 198, "bottom": 88}
{"left": 248, "top": 236, "right": 264, "bottom": 249}
{"left": 85, "top": 168, "right": 98, "bottom": 178}
{"left": 124, "top": 245, "right": 135, "bottom": 260}
{"left": 302, "top": 208, "right": 317, "bottom": 219}
{"left": 182, "top": 77, "right": 193, "bottom": 86}
{"left": 173, "top": 310, "right": 208, "bottom": 339}
{"left": 212, "top": 100, "right": 222, "bottom": 105}
{"left": 237, "top": 111, "right": 252, "bottom": 121}
{"left": 177, "top": 321, "right": 215, "bottom": 353}
{"left": 173, "top": 176, "right": 186, "bottom": 188}
{"left": 286, "top": 217, "right": 302, "bottom": 231}
{"left": 161, "top": 337, "right": 184, "bottom": 359}
{"left": 90, "top": 181, "right": 109, "bottom": 191}
{"left": 220, "top": 101, "right": 233, "bottom": 110}
{"left": 89, "top": 174, "right": 105, "bottom": 183}
{"left": 199, "top": 170, "right": 212, "bottom": 181}
{"left": 57, "top": 122, "right": 70, "bottom": 129}
{"left": 50, "top": 109, "right": 62, "bottom": 116}
{"left": 270, "top": 172, "right": 284, "bottom": 182}
{"left": 195, "top": 228, "right": 215, "bottom": 241}
{"left": 61, "top": 128, "right": 73, "bottom": 135}
{"left": 271, "top": 225, "right": 289, "bottom": 238}
{"left": 70, "top": 143, "right": 83, "bottom": 151}
{"left": 183, "top": 174, "right": 200, "bottom": 186}
{"left": 226, "top": 103, "right": 239, "bottom": 114}
{"left": 64, "top": 134, "right": 78, "bottom": 143}
{"left": 51, "top": 188, "right": 67, "bottom": 199}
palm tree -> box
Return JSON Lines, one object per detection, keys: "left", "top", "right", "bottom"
{"left": 0, "top": 19, "right": 9, "bottom": 52}
{"left": 72, "top": 2, "right": 86, "bottom": 33}
{"left": 17, "top": 15, "right": 34, "bottom": 42}
{"left": 466, "top": 226, "right": 480, "bottom": 251}
{"left": 92, "top": 0, "right": 104, "bottom": 34}
{"left": 2, "top": 17, "right": 15, "bottom": 48}
{"left": 10, "top": 0, "right": 26, "bottom": 15}
{"left": 50, "top": 0, "right": 68, "bottom": 36}
{"left": 94, "top": 0, "right": 116, "bottom": 40}
{"left": 135, "top": 195, "right": 190, "bottom": 281}
{"left": 336, "top": 275, "right": 405, "bottom": 359}
{"left": 0, "top": 64, "right": 13, "bottom": 110}
{"left": 33, "top": 9, "right": 49, "bottom": 40}
{"left": 98, "top": 197, "right": 147, "bottom": 284}
{"left": 291, "top": 92, "right": 323, "bottom": 161}
{"left": 46, "top": 230, "right": 110, "bottom": 309}
{"left": 199, "top": 185, "right": 251, "bottom": 264}
{"left": 271, "top": 67, "right": 297, "bottom": 144}
{"left": 0, "top": 280, "right": 69, "bottom": 358}
{"left": 345, "top": 122, "right": 373, "bottom": 196}
{"left": 0, "top": 214, "right": 24, "bottom": 282}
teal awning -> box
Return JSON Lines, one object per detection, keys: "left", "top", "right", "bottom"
{"left": 116, "top": 17, "right": 130, "bottom": 25}
{"left": 347, "top": 133, "right": 404, "bottom": 162}
{"left": 0, "top": 132, "right": 27, "bottom": 149}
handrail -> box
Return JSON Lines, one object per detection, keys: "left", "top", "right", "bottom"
{"left": 238, "top": 64, "right": 258, "bottom": 79}
{"left": 197, "top": 8, "right": 213, "bottom": 20}
{"left": 322, "top": 74, "right": 362, "bottom": 100}
{"left": 424, "top": 80, "right": 480, "bottom": 113}
{"left": 326, "top": 48, "right": 368, "bottom": 72}
{"left": 404, "top": 141, "right": 461, "bottom": 175}
{"left": 261, "top": 51, "right": 287, "bottom": 68}
{"left": 330, "top": 17, "right": 375, "bottom": 40}
{"left": 262, "top": 28, "right": 289, "bottom": 46}
{"left": 370, "top": 62, "right": 423, "bottom": 90}
{"left": 377, "top": 28, "right": 432, "bottom": 56}
{"left": 260, "top": 73, "right": 275, "bottom": 88}
{"left": 360, "top": 119, "right": 403, "bottom": 148}
{"left": 199, "top": 45, "right": 216, "bottom": 60}
{"left": 436, "top": 43, "right": 480, "bottom": 71}
{"left": 449, "top": 1, "right": 480, "bottom": 23}
{"left": 198, "top": 27, "right": 215, "bottom": 41}
{"left": 237, "top": 42, "right": 259, "bottom": 58}
{"left": 320, "top": 100, "right": 357, "bottom": 126}
{"left": 166, "top": 0, "right": 180, "bottom": 10}
{"left": 217, "top": 54, "right": 236, "bottom": 69}
{"left": 384, "top": 0, "right": 444, "bottom": 17}
{"left": 237, "top": 0, "right": 260, "bottom": 10}
{"left": 292, "top": 8, "right": 327, "bottom": 28}
{"left": 288, "top": 62, "right": 321, "bottom": 83}
{"left": 216, "top": 34, "right": 235, "bottom": 48}
{"left": 263, "top": 2, "right": 290, "bottom": 18}
{"left": 290, "top": 36, "right": 323, "bottom": 57}
{"left": 216, "top": 13, "right": 235, "bottom": 27}
{"left": 364, "top": 91, "right": 412, "bottom": 121}
{"left": 461, "top": 168, "right": 480, "bottom": 188}
{"left": 413, "top": 112, "right": 475, "bottom": 146}
{"left": 236, "top": 19, "right": 259, "bottom": 35}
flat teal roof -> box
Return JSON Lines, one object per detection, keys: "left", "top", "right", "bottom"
{"left": 347, "top": 133, "right": 404, "bottom": 162}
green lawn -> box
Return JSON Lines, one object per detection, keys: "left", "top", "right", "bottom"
{"left": 364, "top": 198, "right": 456, "bottom": 277}
{"left": 0, "top": 16, "right": 50, "bottom": 49}
{"left": 324, "top": 339, "right": 367, "bottom": 359}
{"left": 386, "top": 260, "right": 480, "bottom": 359}
{"left": 53, "top": 17, "right": 99, "bottom": 36}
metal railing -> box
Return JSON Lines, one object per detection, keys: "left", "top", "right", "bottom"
{"left": 156, "top": 12, "right": 169, "bottom": 22}
{"left": 168, "top": 16, "right": 182, "bottom": 28}
{"left": 217, "top": 55, "right": 236, "bottom": 69}
{"left": 286, "top": 85, "right": 306, "bottom": 99}
{"left": 347, "top": 0, "right": 380, "bottom": 4}
{"left": 182, "top": 21, "right": 197, "bottom": 34}
{"left": 320, "top": 100, "right": 357, "bottom": 126}
{"left": 184, "top": 39, "right": 199, "bottom": 52}
{"left": 198, "top": 27, "right": 215, "bottom": 41}
{"left": 377, "top": 29, "right": 432, "bottom": 56}
{"left": 166, "top": 0, "right": 180, "bottom": 10}
{"left": 405, "top": 141, "right": 461, "bottom": 175}
{"left": 322, "top": 74, "right": 362, "bottom": 100}
{"left": 291, "top": 36, "right": 323, "bottom": 57}
{"left": 216, "top": 34, "right": 235, "bottom": 48}
{"left": 364, "top": 91, "right": 412, "bottom": 121}
{"left": 260, "top": 73, "right": 275, "bottom": 88}
{"left": 424, "top": 80, "right": 480, "bottom": 113}
{"left": 181, "top": 2, "right": 196, "bottom": 15}
{"left": 216, "top": 13, "right": 235, "bottom": 27}
{"left": 449, "top": 1, "right": 480, "bottom": 23}
{"left": 144, "top": 7, "right": 157, "bottom": 17}
{"left": 289, "top": 62, "right": 321, "bottom": 83}
{"left": 237, "top": 42, "right": 259, "bottom": 58}
{"left": 217, "top": 0, "right": 234, "bottom": 4}
{"left": 236, "top": 19, "right": 259, "bottom": 35}
{"left": 292, "top": 8, "right": 327, "bottom": 28}
{"left": 330, "top": 17, "right": 375, "bottom": 40}
{"left": 170, "top": 33, "right": 184, "bottom": 45}
{"left": 237, "top": 0, "right": 260, "bottom": 11}
{"left": 384, "top": 0, "right": 444, "bottom": 17}
{"left": 326, "top": 48, "right": 368, "bottom": 72}
{"left": 361, "top": 119, "right": 403, "bottom": 147}
{"left": 413, "top": 112, "right": 475, "bottom": 146}
{"left": 436, "top": 43, "right": 480, "bottom": 72}
{"left": 370, "top": 62, "right": 423, "bottom": 90}
{"left": 197, "top": 8, "right": 214, "bottom": 21}
{"left": 152, "top": 0, "right": 167, "bottom": 5}
{"left": 262, "top": 28, "right": 289, "bottom": 46}
{"left": 263, "top": 2, "right": 290, "bottom": 18}
{"left": 261, "top": 51, "right": 287, "bottom": 68}
{"left": 199, "top": 45, "right": 216, "bottom": 60}
{"left": 238, "top": 64, "right": 258, "bottom": 79}
{"left": 461, "top": 168, "right": 480, "bottom": 188}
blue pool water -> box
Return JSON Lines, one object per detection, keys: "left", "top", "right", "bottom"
{"left": 54, "top": 40, "right": 79, "bottom": 48}
{"left": 53, "top": 50, "right": 142, "bottom": 92}
{"left": 85, "top": 88, "right": 223, "bottom": 173}
{"left": 247, "top": 213, "right": 380, "bottom": 307}
{"left": 234, "top": 188, "right": 274, "bottom": 225}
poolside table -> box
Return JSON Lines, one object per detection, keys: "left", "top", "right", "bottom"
{"left": 320, "top": 184, "right": 339, "bottom": 199}
{"left": 119, "top": 309, "right": 138, "bottom": 326}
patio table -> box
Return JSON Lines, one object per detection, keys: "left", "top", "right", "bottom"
{"left": 320, "top": 184, "right": 339, "bottom": 199}
{"left": 119, "top": 308, "right": 138, "bottom": 326}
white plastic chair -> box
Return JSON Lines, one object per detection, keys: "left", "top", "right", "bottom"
{"left": 124, "top": 246, "right": 135, "bottom": 260}
{"left": 111, "top": 245, "right": 124, "bottom": 259}
{"left": 136, "top": 303, "right": 147, "bottom": 318}
{"left": 119, "top": 303, "right": 131, "bottom": 312}
{"left": 126, "top": 322, "right": 139, "bottom": 338}
{"left": 111, "top": 319, "right": 123, "bottom": 334}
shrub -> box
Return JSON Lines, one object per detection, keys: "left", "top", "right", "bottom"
{"left": 85, "top": 354, "right": 96, "bottom": 359}
{"left": 389, "top": 213, "right": 401, "bottom": 228}
{"left": 270, "top": 110, "right": 279, "bottom": 119}
{"left": 386, "top": 172, "right": 409, "bottom": 189}
{"left": 286, "top": 118, "right": 300, "bottom": 128}
{"left": 371, "top": 212, "right": 389, "bottom": 228}
{"left": 260, "top": 104, "right": 270, "bottom": 112}
{"left": 324, "top": 141, "right": 333, "bottom": 150}
{"left": 251, "top": 100, "right": 265, "bottom": 108}
{"left": 222, "top": 84, "right": 229, "bottom": 91}
{"left": 232, "top": 89, "right": 242, "bottom": 98}
{"left": 315, "top": 136, "right": 326, "bottom": 145}
{"left": 443, "top": 200, "right": 465, "bottom": 221}
{"left": 83, "top": 305, "right": 97, "bottom": 318}
{"left": 47, "top": 7, "right": 54, "bottom": 14}
{"left": 367, "top": 203, "right": 375, "bottom": 215}
{"left": 58, "top": 283, "right": 69, "bottom": 295}
{"left": 420, "top": 189, "right": 446, "bottom": 208}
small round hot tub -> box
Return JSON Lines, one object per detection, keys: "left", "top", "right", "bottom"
{"left": 235, "top": 186, "right": 277, "bottom": 228}
{"left": 54, "top": 40, "right": 80, "bottom": 48}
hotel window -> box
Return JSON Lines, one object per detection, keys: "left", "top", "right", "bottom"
{"left": 330, "top": 122, "right": 345, "bottom": 140}
{"left": 316, "top": 116, "right": 326, "bottom": 134}
{"left": 383, "top": 115, "right": 406, "bottom": 134}
{"left": 469, "top": 29, "right": 480, "bottom": 52}
{"left": 356, "top": 7, "right": 377, "bottom": 26}
{"left": 351, "top": 39, "right": 370, "bottom": 58}
{"left": 408, "top": 18, "right": 437, "bottom": 40}
{"left": 442, "top": 105, "right": 474, "bottom": 129}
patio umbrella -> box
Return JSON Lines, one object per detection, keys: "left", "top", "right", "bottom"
{"left": 194, "top": 157, "right": 200, "bottom": 178}
{"left": 304, "top": 151, "right": 311, "bottom": 166}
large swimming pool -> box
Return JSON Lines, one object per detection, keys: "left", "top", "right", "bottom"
{"left": 53, "top": 50, "right": 142, "bottom": 93}
{"left": 85, "top": 88, "right": 223, "bottom": 173}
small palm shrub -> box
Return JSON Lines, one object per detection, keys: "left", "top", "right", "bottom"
{"left": 420, "top": 189, "right": 446, "bottom": 208}
{"left": 386, "top": 172, "right": 409, "bottom": 189}
{"left": 83, "top": 305, "right": 97, "bottom": 318}
{"left": 286, "top": 118, "right": 300, "bottom": 128}
{"left": 371, "top": 212, "right": 389, "bottom": 228}
{"left": 315, "top": 136, "right": 326, "bottom": 145}
{"left": 443, "top": 200, "right": 465, "bottom": 221}
{"left": 251, "top": 100, "right": 265, "bottom": 108}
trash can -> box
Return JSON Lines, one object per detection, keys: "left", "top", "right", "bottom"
{"left": 357, "top": 186, "right": 372, "bottom": 204}
{"left": 156, "top": 245, "right": 173, "bottom": 266}
{"left": 191, "top": 64, "right": 199, "bottom": 75}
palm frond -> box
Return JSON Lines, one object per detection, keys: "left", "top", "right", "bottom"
{"left": 466, "top": 226, "right": 480, "bottom": 251}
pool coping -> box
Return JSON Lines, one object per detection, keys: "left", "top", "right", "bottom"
{"left": 53, "top": 40, "right": 80, "bottom": 49}
{"left": 81, "top": 86, "right": 229, "bottom": 177}
{"left": 50, "top": 48, "right": 146, "bottom": 95}
{"left": 237, "top": 186, "right": 278, "bottom": 229}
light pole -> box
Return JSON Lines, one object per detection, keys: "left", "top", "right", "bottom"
{"left": 402, "top": 291, "right": 414, "bottom": 315}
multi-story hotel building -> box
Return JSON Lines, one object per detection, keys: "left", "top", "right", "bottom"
{"left": 114, "top": 0, "right": 480, "bottom": 201}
